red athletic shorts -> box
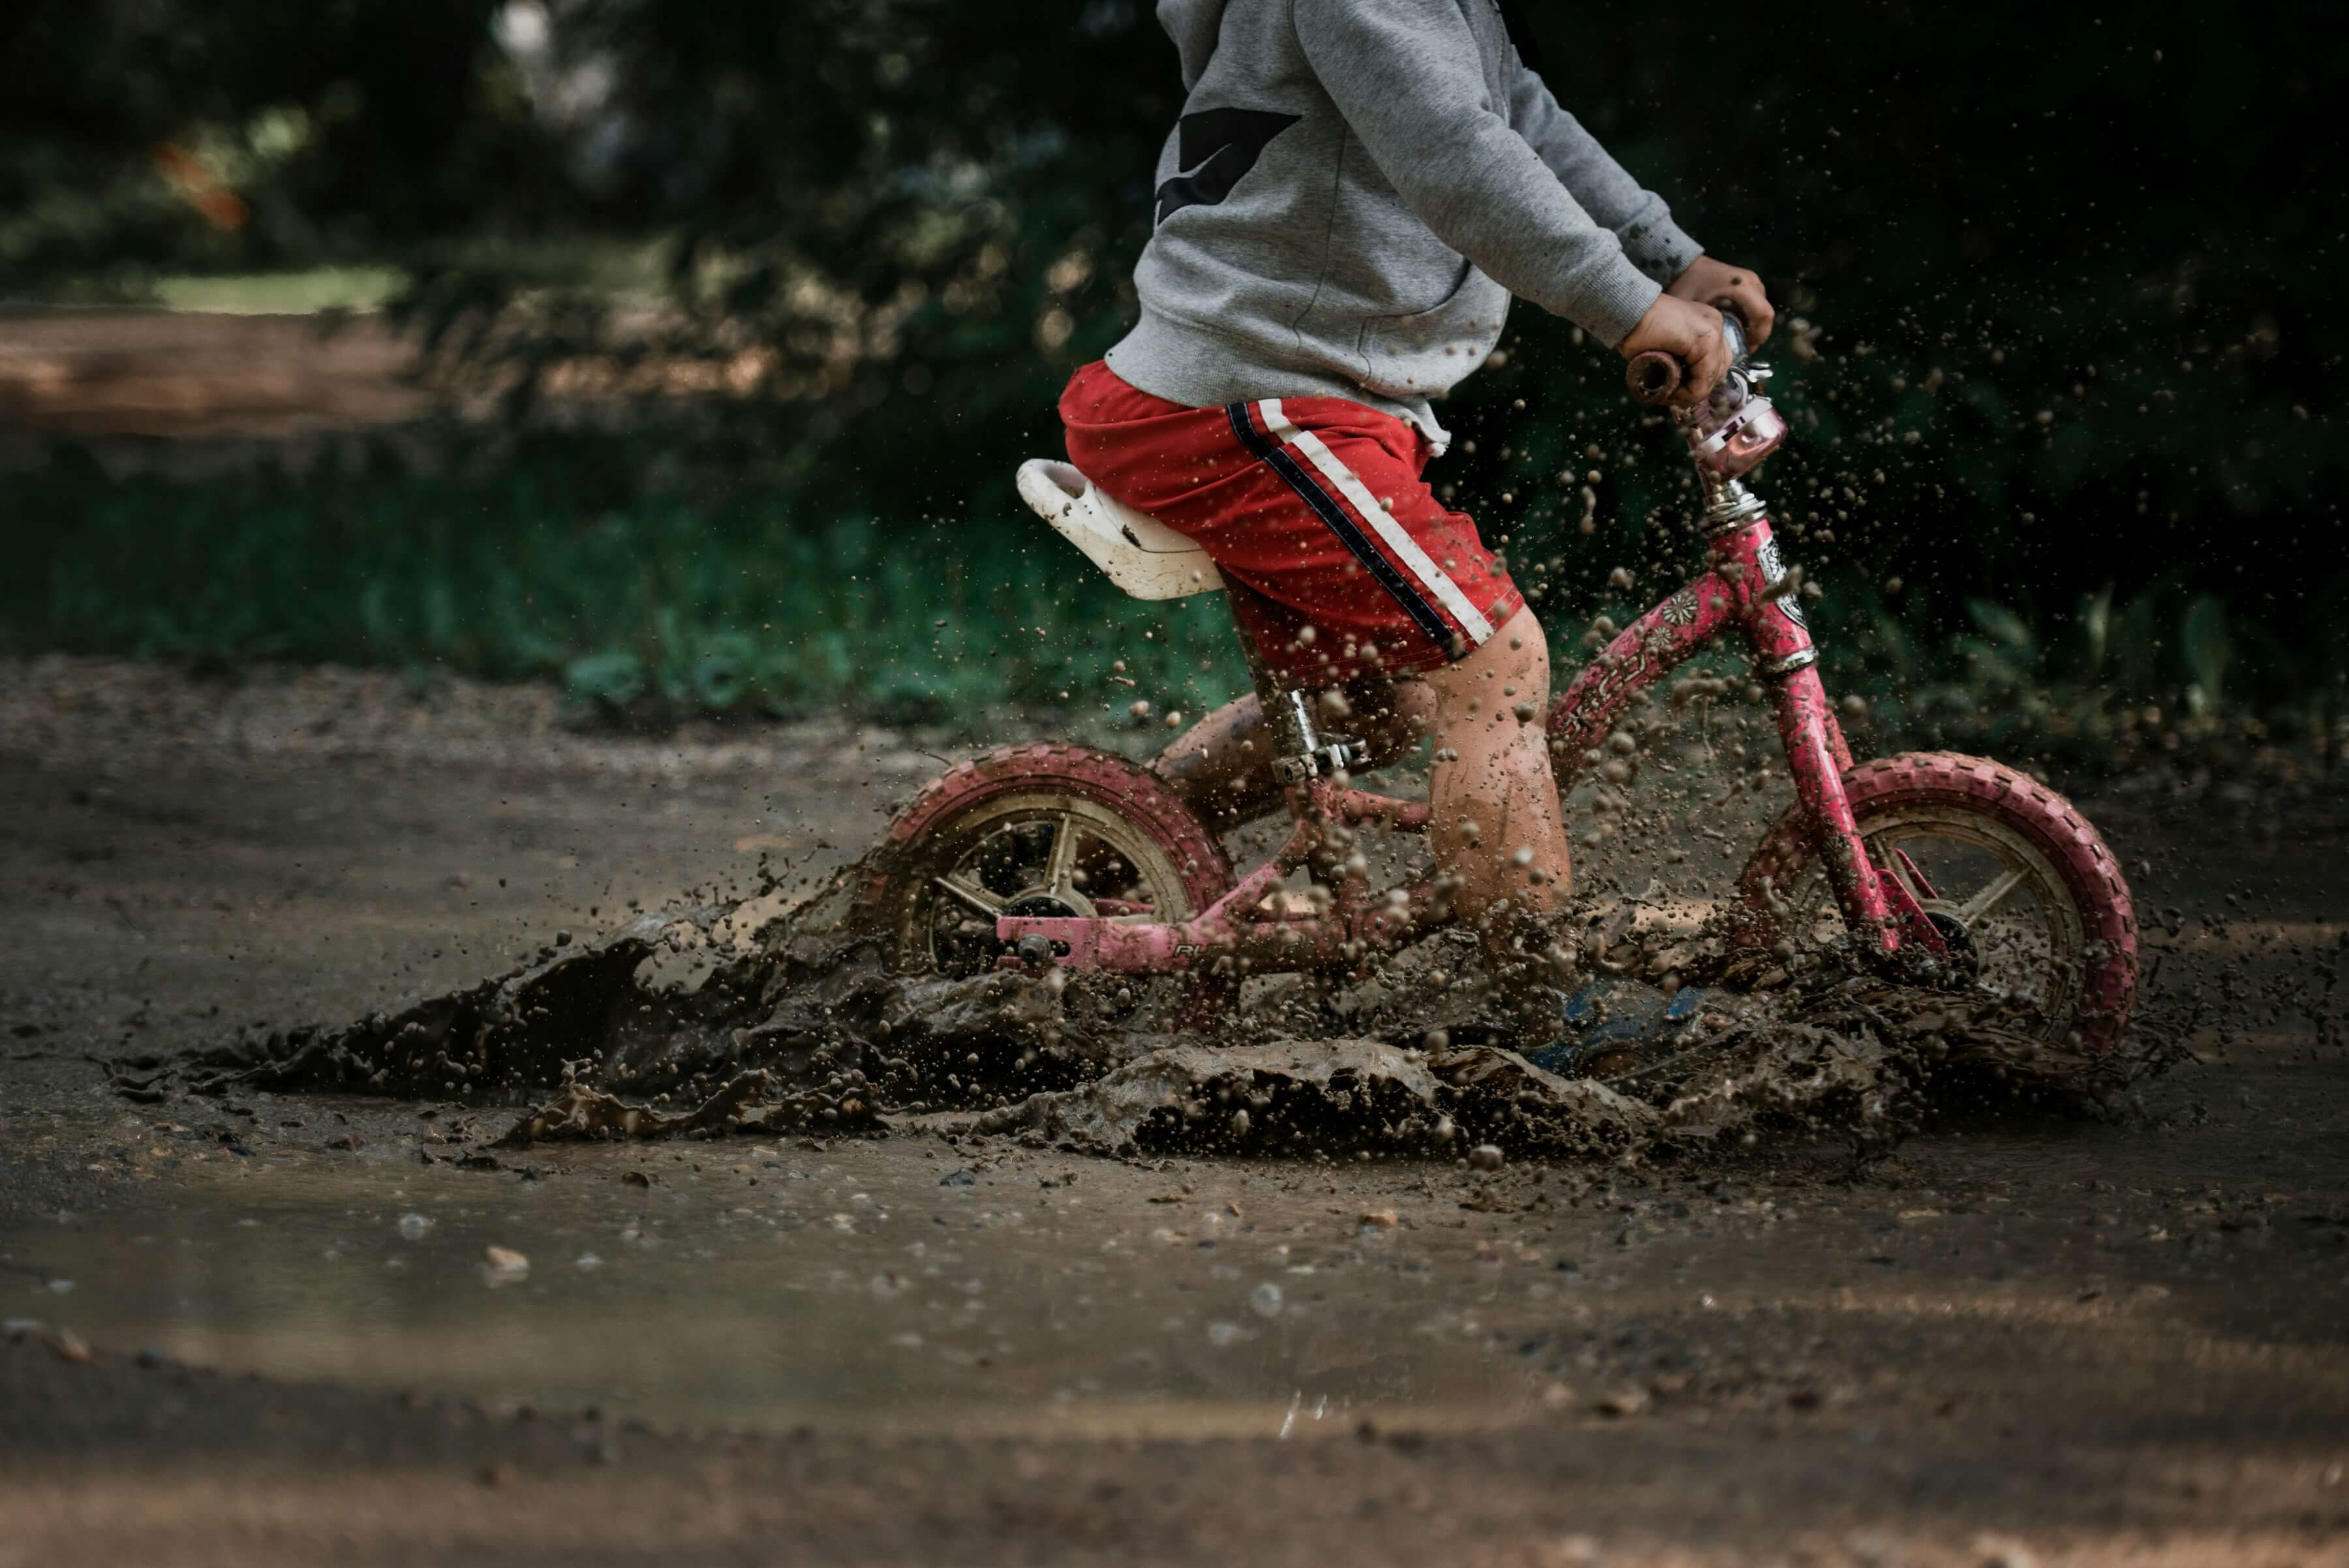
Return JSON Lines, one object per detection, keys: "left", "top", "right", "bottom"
{"left": 1058, "top": 360, "right": 1523, "bottom": 686}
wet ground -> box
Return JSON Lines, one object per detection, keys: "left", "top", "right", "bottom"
{"left": 3, "top": 659, "right": 2346, "bottom": 1565}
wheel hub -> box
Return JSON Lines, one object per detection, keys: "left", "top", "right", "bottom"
{"left": 1918, "top": 909, "right": 1982, "bottom": 988}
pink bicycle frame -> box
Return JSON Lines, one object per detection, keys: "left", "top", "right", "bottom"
{"left": 999, "top": 328, "right": 1937, "bottom": 977}
{"left": 1541, "top": 504, "right": 1915, "bottom": 957}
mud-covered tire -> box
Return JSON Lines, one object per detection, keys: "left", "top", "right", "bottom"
{"left": 863, "top": 743, "right": 1236, "bottom": 1026}
{"left": 1735, "top": 752, "right": 2137, "bottom": 1055}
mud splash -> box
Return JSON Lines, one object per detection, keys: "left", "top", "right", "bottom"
{"left": 119, "top": 855, "right": 2173, "bottom": 1161}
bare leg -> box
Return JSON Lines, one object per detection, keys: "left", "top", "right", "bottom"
{"left": 1418, "top": 606, "right": 1573, "bottom": 968}
{"left": 1156, "top": 607, "right": 1570, "bottom": 1019}
{"left": 1154, "top": 677, "right": 1433, "bottom": 829}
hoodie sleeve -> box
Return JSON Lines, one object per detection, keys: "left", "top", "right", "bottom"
{"left": 1504, "top": 54, "right": 1702, "bottom": 286}
{"left": 1289, "top": 0, "right": 1663, "bottom": 347}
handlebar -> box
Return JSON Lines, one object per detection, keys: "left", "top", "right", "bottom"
{"left": 1625, "top": 304, "right": 1750, "bottom": 408}
{"left": 1624, "top": 300, "right": 1787, "bottom": 486}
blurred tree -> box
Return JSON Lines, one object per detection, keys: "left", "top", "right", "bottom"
{"left": 392, "top": 0, "right": 1174, "bottom": 453}
{"left": 0, "top": 0, "right": 551, "bottom": 284}
{"left": 1462, "top": 1, "right": 2348, "bottom": 715}
{"left": 3, "top": 0, "right": 2342, "bottom": 709}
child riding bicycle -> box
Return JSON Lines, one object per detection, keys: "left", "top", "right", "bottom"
{"left": 1059, "top": 0, "right": 1773, "bottom": 1054}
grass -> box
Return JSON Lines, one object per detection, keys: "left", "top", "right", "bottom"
{"left": 6, "top": 448, "right": 1257, "bottom": 731}
{"left": 150, "top": 268, "right": 410, "bottom": 315}
{"left": 8, "top": 237, "right": 671, "bottom": 315}
{"left": 5, "top": 442, "right": 2335, "bottom": 777}
{"left": 6, "top": 266, "right": 411, "bottom": 315}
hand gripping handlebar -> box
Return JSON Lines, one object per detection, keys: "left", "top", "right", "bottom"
{"left": 1625, "top": 305, "right": 1751, "bottom": 407}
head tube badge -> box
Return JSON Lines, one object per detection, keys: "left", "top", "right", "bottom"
{"left": 1755, "top": 535, "right": 1807, "bottom": 630}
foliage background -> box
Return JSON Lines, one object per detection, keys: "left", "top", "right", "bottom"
{"left": 5, "top": 0, "right": 2343, "bottom": 762}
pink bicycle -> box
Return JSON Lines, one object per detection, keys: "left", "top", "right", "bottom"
{"left": 858, "top": 318, "right": 2138, "bottom": 1061}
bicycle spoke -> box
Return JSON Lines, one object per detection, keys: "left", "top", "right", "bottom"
{"left": 1954, "top": 865, "right": 2029, "bottom": 928}
{"left": 934, "top": 874, "right": 1006, "bottom": 917}
{"left": 1043, "top": 812, "right": 1079, "bottom": 895}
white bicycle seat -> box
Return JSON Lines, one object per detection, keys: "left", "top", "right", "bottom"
{"left": 1015, "top": 459, "right": 1223, "bottom": 601}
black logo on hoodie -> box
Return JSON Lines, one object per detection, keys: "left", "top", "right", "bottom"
{"left": 1155, "top": 107, "right": 1302, "bottom": 224}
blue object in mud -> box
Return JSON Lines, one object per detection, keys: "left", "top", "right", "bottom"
{"left": 1524, "top": 979, "right": 1707, "bottom": 1078}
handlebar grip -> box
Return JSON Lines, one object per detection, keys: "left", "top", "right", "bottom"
{"left": 1623, "top": 300, "right": 1751, "bottom": 406}
{"left": 1625, "top": 351, "right": 1681, "bottom": 407}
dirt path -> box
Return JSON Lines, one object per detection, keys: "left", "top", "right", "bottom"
{"left": 0, "top": 308, "right": 431, "bottom": 483}
{"left": 3, "top": 659, "right": 2345, "bottom": 1566}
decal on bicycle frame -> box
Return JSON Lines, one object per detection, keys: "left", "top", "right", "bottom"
{"left": 1580, "top": 645, "right": 1658, "bottom": 712}
{"left": 1753, "top": 536, "right": 1808, "bottom": 630}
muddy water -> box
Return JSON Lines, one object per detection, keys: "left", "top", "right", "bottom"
{"left": 14, "top": 1064, "right": 2349, "bottom": 1455}
{"left": 9, "top": 677, "right": 2349, "bottom": 1522}
{"left": 3, "top": 1122, "right": 1547, "bottom": 1437}
{"left": 14, "top": 745, "right": 2268, "bottom": 1444}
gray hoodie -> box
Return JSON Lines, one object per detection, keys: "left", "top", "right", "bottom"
{"left": 1105, "top": 0, "right": 1700, "bottom": 451}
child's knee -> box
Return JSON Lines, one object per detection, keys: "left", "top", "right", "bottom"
{"left": 1428, "top": 607, "right": 1549, "bottom": 709}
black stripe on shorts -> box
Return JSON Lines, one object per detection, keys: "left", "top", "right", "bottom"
{"left": 1221, "top": 401, "right": 1452, "bottom": 648}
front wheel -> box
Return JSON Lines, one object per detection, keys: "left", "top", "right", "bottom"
{"left": 1736, "top": 753, "right": 2138, "bottom": 1056}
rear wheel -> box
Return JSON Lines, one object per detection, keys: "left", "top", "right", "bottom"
{"left": 1736, "top": 753, "right": 2137, "bottom": 1056}
{"left": 870, "top": 744, "right": 1236, "bottom": 1030}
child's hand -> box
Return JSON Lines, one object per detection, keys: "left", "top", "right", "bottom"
{"left": 1666, "top": 256, "right": 1775, "bottom": 346}
{"left": 1620, "top": 294, "right": 1729, "bottom": 408}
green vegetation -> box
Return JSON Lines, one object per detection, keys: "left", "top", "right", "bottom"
{"left": 4, "top": 0, "right": 2341, "bottom": 774}
{"left": 149, "top": 268, "right": 409, "bottom": 315}
{"left": 5, "top": 446, "right": 1255, "bottom": 730}
{"left": 8, "top": 437, "right": 2334, "bottom": 776}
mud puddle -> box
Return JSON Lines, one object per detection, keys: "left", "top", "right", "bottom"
{"left": 14, "top": 1084, "right": 2349, "bottom": 1452}
{"left": 53, "top": 781, "right": 2217, "bottom": 1441}
{"left": 2, "top": 1118, "right": 1548, "bottom": 1438}
{"left": 119, "top": 852, "right": 2170, "bottom": 1176}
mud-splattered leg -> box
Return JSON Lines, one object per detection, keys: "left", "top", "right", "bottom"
{"left": 1154, "top": 677, "right": 1436, "bottom": 830}
{"left": 1419, "top": 607, "right": 1574, "bottom": 1003}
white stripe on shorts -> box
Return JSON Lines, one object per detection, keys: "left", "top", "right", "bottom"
{"left": 1255, "top": 399, "right": 1496, "bottom": 645}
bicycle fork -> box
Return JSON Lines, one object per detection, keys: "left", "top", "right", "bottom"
{"left": 1548, "top": 482, "right": 1938, "bottom": 966}
{"left": 1716, "top": 489, "right": 1946, "bottom": 964}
